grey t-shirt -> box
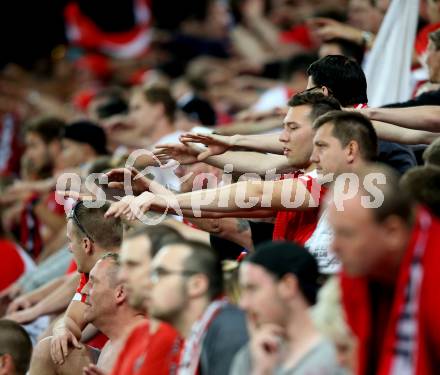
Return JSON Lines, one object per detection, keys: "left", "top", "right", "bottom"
{"left": 200, "top": 304, "right": 249, "bottom": 375}
{"left": 229, "top": 338, "right": 343, "bottom": 375}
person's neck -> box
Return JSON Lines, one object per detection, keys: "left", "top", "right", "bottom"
{"left": 86, "top": 247, "right": 119, "bottom": 274}
{"left": 99, "top": 308, "right": 145, "bottom": 341}
{"left": 283, "top": 307, "right": 322, "bottom": 367}
{"left": 304, "top": 163, "right": 317, "bottom": 173}
{"left": 175, "top": 297, "right": 211, "bottom": 338}
{"left": 371, "top": 231, "right": 412, "bottom": 285}
{"left": 148, "top": 118, "right": 175, "bottom": 145}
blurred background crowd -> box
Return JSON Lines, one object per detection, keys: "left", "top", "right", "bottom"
{"left": 0, "top": 0, "right": 440, "bottom": 374}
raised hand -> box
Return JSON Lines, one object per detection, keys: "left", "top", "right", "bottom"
{"left": 104, "top": 196, "right": 137, "bottom": 219}
{"left": 250, "top": 324, "right": 284, "bottom": 374}
{"left": 179, "top": 133, "right": 237, "bottom": 160}
{"left": 154, "top": 143, "right": 200, "bottom": 165}
{"left": 105, "top": 167, "right": 152, "bottom": 196}
{"left": 308, "top": 18, "right": 364, "bottom": 44}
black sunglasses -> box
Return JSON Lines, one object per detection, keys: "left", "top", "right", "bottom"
{"left": 68, "top": 201, "right": 94, "bottom": 242}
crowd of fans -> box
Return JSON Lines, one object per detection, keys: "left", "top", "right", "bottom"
{"left": 0, "top": 0, "right": 440, "bottom": 374}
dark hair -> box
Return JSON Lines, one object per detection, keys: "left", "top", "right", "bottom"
{"left": 181, "top": 240, "right": 224, "bottom": 300}
{"left": 287, "top": 91, "right": 342, "bottom": 122}
{"left": 400, "top": 166, "right": 440, "bottom": 218}
{"left": 71, "top": 202, "right": 123, "bottom": 250}
{"left": 93, "top": 87, "right": 128, "bottom": 119}
{"left": 313, "top": 110, "right": 378, "bottom": 161}
{"left": 63, "top": 120, "right": 108, "bottom": 155}
{"left": 423, "top": 137, "right": 440, "bottom": 166}
{"left": 124, "top": 224, "right": 183, "bottom": 258}
{"left": 0, "top": 319, "right": 32, "bottom": 375}
{"left": 429, "top": 29, "right": 440, "bottom": 51}
{"left": 321, "top": 38, "right": 365, "bottom": 65}
{"left": 356, "top": 164, "right": 415, "bottom": 225}
{"left": 142, "top": 87, "right": 177, "bottom": 122}
{"left": 282, "top": 53, "right": 318, "bottom": 82}
{"left": 24, "top": 116, "right": 65, "bottom": 144}
{"left": 246, "top": 241, "right": 321, "bottom": 306}
{"left": 306, "top": 55, "right": 368, "bottom": 106}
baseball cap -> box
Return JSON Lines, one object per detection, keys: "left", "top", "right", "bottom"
{"left": 245, "top": 241, "right": 321, "bottom": 305}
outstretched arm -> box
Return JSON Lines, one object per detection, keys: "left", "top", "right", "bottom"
{"left": 106, "top": 178, "right": 317, "bottom": 220}
{"left": 363, "top": 106, "right": 440, "bottom": 132}
{"left": 372, "top": 120, "right": 438, "bottom": 145}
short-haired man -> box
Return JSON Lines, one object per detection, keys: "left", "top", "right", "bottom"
{"left": 148, "top": 240, "right": 249, "bottom": 375}
{"left": 231, "top": 241, "right": 340, "bottom": 375}
{"left": 29, "top": 253, "right": 144, "bottom": 375}
{"left": 0, "top": 319, "right": 32, "bottom": 375}
{"left": 311, "top": 111, "right": 378, "bottom": 177}
{"left": 127, "top": 86, "right": 185, "bottom": 190}
{"left": 29, "top": 201, "right": 122, "bottom": 372}
{"left": 83, "top": 225, "right": 183, "bottom": 375}
{"left": 306, "top": 54, "right": 416, "bottom": 175}
{"left": 304, "top": 110, "right": 378, "bottom": 272}
{"left": 328, "top": 164, "right": 440, "bottom": 375}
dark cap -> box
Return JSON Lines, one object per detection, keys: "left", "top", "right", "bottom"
{"left": 63, "top": 120, "right": 108, "bottom": 155}
{"left": 245, "top": 241, "right": 321, "bottom": 305}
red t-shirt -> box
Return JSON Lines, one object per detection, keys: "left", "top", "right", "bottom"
{"left": 73, "top": 272, "right": 89, "bottom": 303}
{"left": 0, "top": 239, "right": 28, "bottom": 291}
{"left": 72, "top": 272, "right": 109, "bottom": 349}
{"left": 272, "top": 171, "right": 326, "bottom": 244}
{"left": 110, "top": 321, "right": 181, "bottom": 375}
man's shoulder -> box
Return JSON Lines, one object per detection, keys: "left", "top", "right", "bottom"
{"left": 205, "top": 303, "right": 248, "bottom": 341}
{"left": 211, "top": 303, "right": 247, "bottom": 327}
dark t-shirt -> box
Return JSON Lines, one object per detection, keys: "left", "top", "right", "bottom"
{"left": 383, "top": 88, "right": 440, "bottom": 108}
{"left": 377, "top": 140, "right": 417, "bottom": 175}
{"left": 200, "top": 304, "right": 249, "bottom": 375}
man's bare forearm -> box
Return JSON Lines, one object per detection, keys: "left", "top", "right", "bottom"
{"left": 232, "top": 133, "right": 284, "bottom": 154}
{"left": 205, "top": 151, "right": 291, "bottom": 175}
{"left": 22, "top": 275, "right": 68, "bottom": 306}
{"left": 215, "top": 118, "right": 282, "bottom": 136}
{"left": 150, "top": 178, "right": 311, "bottom": 214}
{"left": 367, "top": 106, "right": 440, "bottom": 132}
{"left": 372, "top": 120, "right": 438, "bottom": 144}
{"left": 32, "top": 273, "right": 80, "bottom": 319}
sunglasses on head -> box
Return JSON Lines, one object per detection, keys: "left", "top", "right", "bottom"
{"left": 68, "top": 201, "right": 94, "bottom": 242}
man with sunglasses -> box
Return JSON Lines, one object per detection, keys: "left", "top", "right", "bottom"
{"left": 147, "top": 239, "right": 249, "bottom": 375}
{"left": 29, "top": 201, "right": 123, "bottom": 374}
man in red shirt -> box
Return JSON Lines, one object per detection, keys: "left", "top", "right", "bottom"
{"left": 27, "top": 201, "right": 123, "bottom": 374}
{"left": 328, "top": 164, "right": 440, "bottom": 375}
{"left": 84, "top": 225, "right": 183, "bottom": 375}
{"left": 30, "top": 253, "right": 144, "bottom": 375}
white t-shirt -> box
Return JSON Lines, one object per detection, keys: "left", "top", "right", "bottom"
{"left": 304, "top": 208, "right": 340, "bottom": 275}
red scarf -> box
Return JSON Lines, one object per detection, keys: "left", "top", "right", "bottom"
{"left": 341, "top": 207, "right": 440, "bottom": 375}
